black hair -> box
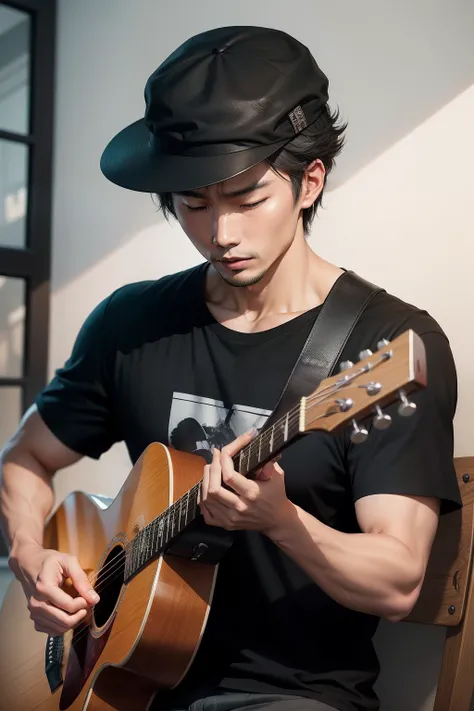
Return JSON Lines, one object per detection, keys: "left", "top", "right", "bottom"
{"left": 154, "top": 105, "right": 347, "bottom": 235}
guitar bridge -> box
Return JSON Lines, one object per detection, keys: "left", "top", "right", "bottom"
{"left": 45, "top": 634, "right": 64, "bottom": 692}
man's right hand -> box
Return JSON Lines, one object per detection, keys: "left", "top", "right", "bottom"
{"left": 10, "top": 543, "right": 100, "bottom": 636}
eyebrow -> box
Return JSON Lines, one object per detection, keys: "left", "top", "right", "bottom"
{"left": 175, "top": 179, "right": 270, "bottom": 200}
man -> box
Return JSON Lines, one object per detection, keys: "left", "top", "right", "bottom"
{"left": 0, "top": 25, "right": 461, "bottom": 711}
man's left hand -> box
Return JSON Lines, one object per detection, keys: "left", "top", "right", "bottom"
{"left": 199, "top": 430, "right": 296, "bottom": 537}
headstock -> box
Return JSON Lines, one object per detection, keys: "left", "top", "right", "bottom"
{"left": 301, "top": 329, "right": 426, "bottom": 443}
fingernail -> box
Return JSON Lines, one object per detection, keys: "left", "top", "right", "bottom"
{"left": 89, "top": 590, "right": 100, "bottom": 603}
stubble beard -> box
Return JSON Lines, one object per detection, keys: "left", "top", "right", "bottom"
{"left": 217, "top": 267, "right": 268, "bottom": 288}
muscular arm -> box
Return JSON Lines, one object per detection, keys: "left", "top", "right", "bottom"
{"left": 268, "top": 493, "right": 439, "bottom": 622}
{"left": 0, "top": 405, "right": 82, "bottom": 561}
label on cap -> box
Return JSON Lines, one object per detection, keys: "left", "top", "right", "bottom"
{"left": 289, "top": 105, "right": 308, "bottom": 133}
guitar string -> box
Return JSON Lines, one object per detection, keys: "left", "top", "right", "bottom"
{"left": 73, "top": 371, "right": 356, "bottom": 595}
{"left": 69, "top": 359, "right": 384, "bottom": 647}
{"left": 66, "top": 360, "right": 389, "bottom": 645}
{"left": 69, "top": 357, "right": 384, "bottom": 625}
{"left": 82, "top": 359, "right": 380, "bottom": 594}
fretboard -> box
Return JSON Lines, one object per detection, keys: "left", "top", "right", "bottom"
{"left": 124, "top": 405, "right": 301, "bottom": 581}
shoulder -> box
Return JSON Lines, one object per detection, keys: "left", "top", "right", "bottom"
{"left": 346, "top": 282, "right": 452, "bottom": 358}
{"left": 71, "top": 262, "right": 208, "bottom": 353}
{"left": 90, "top": 262, "right": 207, "bottom": 333}
{"left": 341, "top": 280, "right": 457, "bottom": 410}
{"left": 106, "top": 262, "right": 206, "bottom": 313}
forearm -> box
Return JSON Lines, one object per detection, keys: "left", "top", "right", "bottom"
{"left": 269, "top": 504, "right": 422, "bottom": 621}
{"left": 0, "top": 443, "right": 54, "bottom": 559}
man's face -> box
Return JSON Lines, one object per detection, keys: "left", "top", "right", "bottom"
{"left": 171, "top": 162, "right": 307, "bottom": 288}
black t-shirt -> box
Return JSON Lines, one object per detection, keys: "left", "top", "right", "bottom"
{"left": 36, "top": 263, "right": 461, "bottom": 711}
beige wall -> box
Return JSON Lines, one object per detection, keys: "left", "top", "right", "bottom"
{"left": 13, "top": 0, "right": 474, "bottom": 708}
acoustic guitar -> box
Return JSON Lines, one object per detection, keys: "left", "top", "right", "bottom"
{"left": 0, "top": 330, "right": 426, "bottom": 711}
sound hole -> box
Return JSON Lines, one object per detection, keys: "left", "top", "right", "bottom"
{"left": 93, "top": 544, "right": 125, "bottom": 628}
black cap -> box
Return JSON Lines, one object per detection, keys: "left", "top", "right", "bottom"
{"left": 100, "top": 26, "right": 329, "bottom": 193}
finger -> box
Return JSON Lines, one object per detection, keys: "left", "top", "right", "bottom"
{"left": 221, "top": 451, "right": 259, "bottom": 495}
{"left": 200, "top": 464, "right": 210, "bottom": 503}
{"left": 60, "top": 556, "right": 99, "bottom": 605}
{"left": 273, "top": 461, "right": 284, "bottom": 475}
{"left": 207, "top": 484, "right": 241, "bottom": 508}
{"left": 221, "top": 429, "right": 257, "bottom": 458}
{"left": 34, "top": 621, "right": 64, "bottom": 636}
{"left": 35, "top": 574, "right": 89, "bottom": 614}
{"left": 30, "top": 598, "right": 88, "bottom": 629}
{"left": 207, "top": 448, "right": 223, "bottom": 495}
{"left": 256, "top": 460, "right": 278, "bottom": 481}
{"left": 255, "top": 467, "right": 272, "bottom": 481}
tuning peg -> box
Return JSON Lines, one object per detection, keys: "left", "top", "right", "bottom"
{"left": 398, "top": 389, "right": 417, "bottom": 417}
{"left": 373, "top": 405, "right": 392, "bottom": 430}
{"left": 336, "top": 398, "right": 354, "bottom": 412}
{"left": 362, "top": 381, "right": 382, "bottom": 396}
{"left": 350, "top": 419, "right": 369, "bottom": 444}
{"left": 340, "top": 360, "right": 354, "bottom": 372}
{"left": 358, "top": 349, "right": 373, "bottom": 360}
{"left": 377, "top": 338, "right": 390, "bottom": 349}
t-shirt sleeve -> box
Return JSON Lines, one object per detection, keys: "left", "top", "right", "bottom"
{"left": 346, "top": 330, "right": 461, "bottom": 515}
{"left": 35, "top": 294, "right": 121, "bottom": 459}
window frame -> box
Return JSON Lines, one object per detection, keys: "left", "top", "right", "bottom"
{"left": 0, "top": 0, "right": 55, "bottom": 407}
{"left": 0, "top": 0, "right": 56, "bottom": 558}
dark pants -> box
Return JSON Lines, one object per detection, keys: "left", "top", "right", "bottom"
{"left": 154, "top": 691, "right": 337, "bottom": 711}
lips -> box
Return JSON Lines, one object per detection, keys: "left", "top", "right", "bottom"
{"left": 221, "top": 257, "right": 250, "bottom": 263}
{"left": 220, "top": 257, "right": 252, "bottom": 270}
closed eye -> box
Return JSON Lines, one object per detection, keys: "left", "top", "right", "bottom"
{"left": 243, "top": 198, "right": 267, "bottom": 209}
{"left": 184, "top": 198, "right": 267, "bottom": 212}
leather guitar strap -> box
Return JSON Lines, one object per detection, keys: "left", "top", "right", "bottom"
{"left": 263, "top": 270, "right": 384, "bottom": 431}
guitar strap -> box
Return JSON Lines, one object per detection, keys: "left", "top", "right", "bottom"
{"left": 263, "top": 269, "right": 384, "bottom": 430}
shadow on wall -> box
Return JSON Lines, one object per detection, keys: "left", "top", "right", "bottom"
{"left": 51, "top": 0, "right": 474, "bottom": 289}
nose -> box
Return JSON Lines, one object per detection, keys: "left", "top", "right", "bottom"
{"left": 211, "top": 210, "right": 239, "bottom": 249}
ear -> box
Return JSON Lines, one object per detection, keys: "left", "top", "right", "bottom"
{"left": 299, "top": 159, "right": 326, "bottom": 209}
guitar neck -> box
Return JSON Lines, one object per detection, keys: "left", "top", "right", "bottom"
{"left": 124, "top": 401, "right": 303, "bottom": 580}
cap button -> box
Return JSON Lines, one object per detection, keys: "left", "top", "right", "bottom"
{"left": 212, "top": 46, "right": 227, "bottom": 54}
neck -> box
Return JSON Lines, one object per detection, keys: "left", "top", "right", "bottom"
{"left": 206, "top": 231, "right": 343, "bottom": 326}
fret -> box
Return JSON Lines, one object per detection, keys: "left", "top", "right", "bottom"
{"left": 284, "top": 413, "right": 289, "bottom": 441}
{"left": 132, "top": 531, "right": 139, "bottom": 571}
{"left": 168, "top": 508, "right": 174, "bottom": 540}
{"left": 184, "top": 490, "right": 191, "bottom": 526}
{"left": 157, "top": 515, "right": 165, "bottom": 550}
{"left": 134, "top": 530, "right": 141, "bottom": 570}
{"left": 150, "top": 523, "right": 155, "bottom": 554}
{"left": 139, "top": 529, "right": 146, "bottom": 566}
{"left": 142, "top": 529, "right": 149, "bottom": 564}
{"left": 145, "top": 526, "right": 151, "bottom": 560}
{"left": 245, "top": 446, "right": 251, "bottom": 475}
{"left": 189, "top": 487, "right": 197, "bottom": 520}
{"left": 258, "top": 435, "right": 262, "bottom": 464}
{"left": 161, "top": 514, "right": 168, "bottom": 548}
{"left": 240, "top": 447, "right": 247, "bottom": 475}
{"left": 170, "top": 506, "right": 176, "bottom": 538}
{"left": 152, "top": 518, "right": 159, "bottom": 555}
{"left": 124, "top": 546, "right": 131, "bottom": 579}
{"left": 269, "top": 425, "right": 275, "bottom": 453}
{"left": 248, "top": 441, "right": 257, "bottom": 472}
{"left": 179, "top": 496, "right": 185, "bottom": 532}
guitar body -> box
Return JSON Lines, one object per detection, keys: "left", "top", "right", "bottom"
{"left": 0, "top": 443, "right": 218, "bottom": 711}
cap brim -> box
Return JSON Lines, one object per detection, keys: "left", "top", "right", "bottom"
{"left": 100, "top": 119, "right": 291, "bottom": 193}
